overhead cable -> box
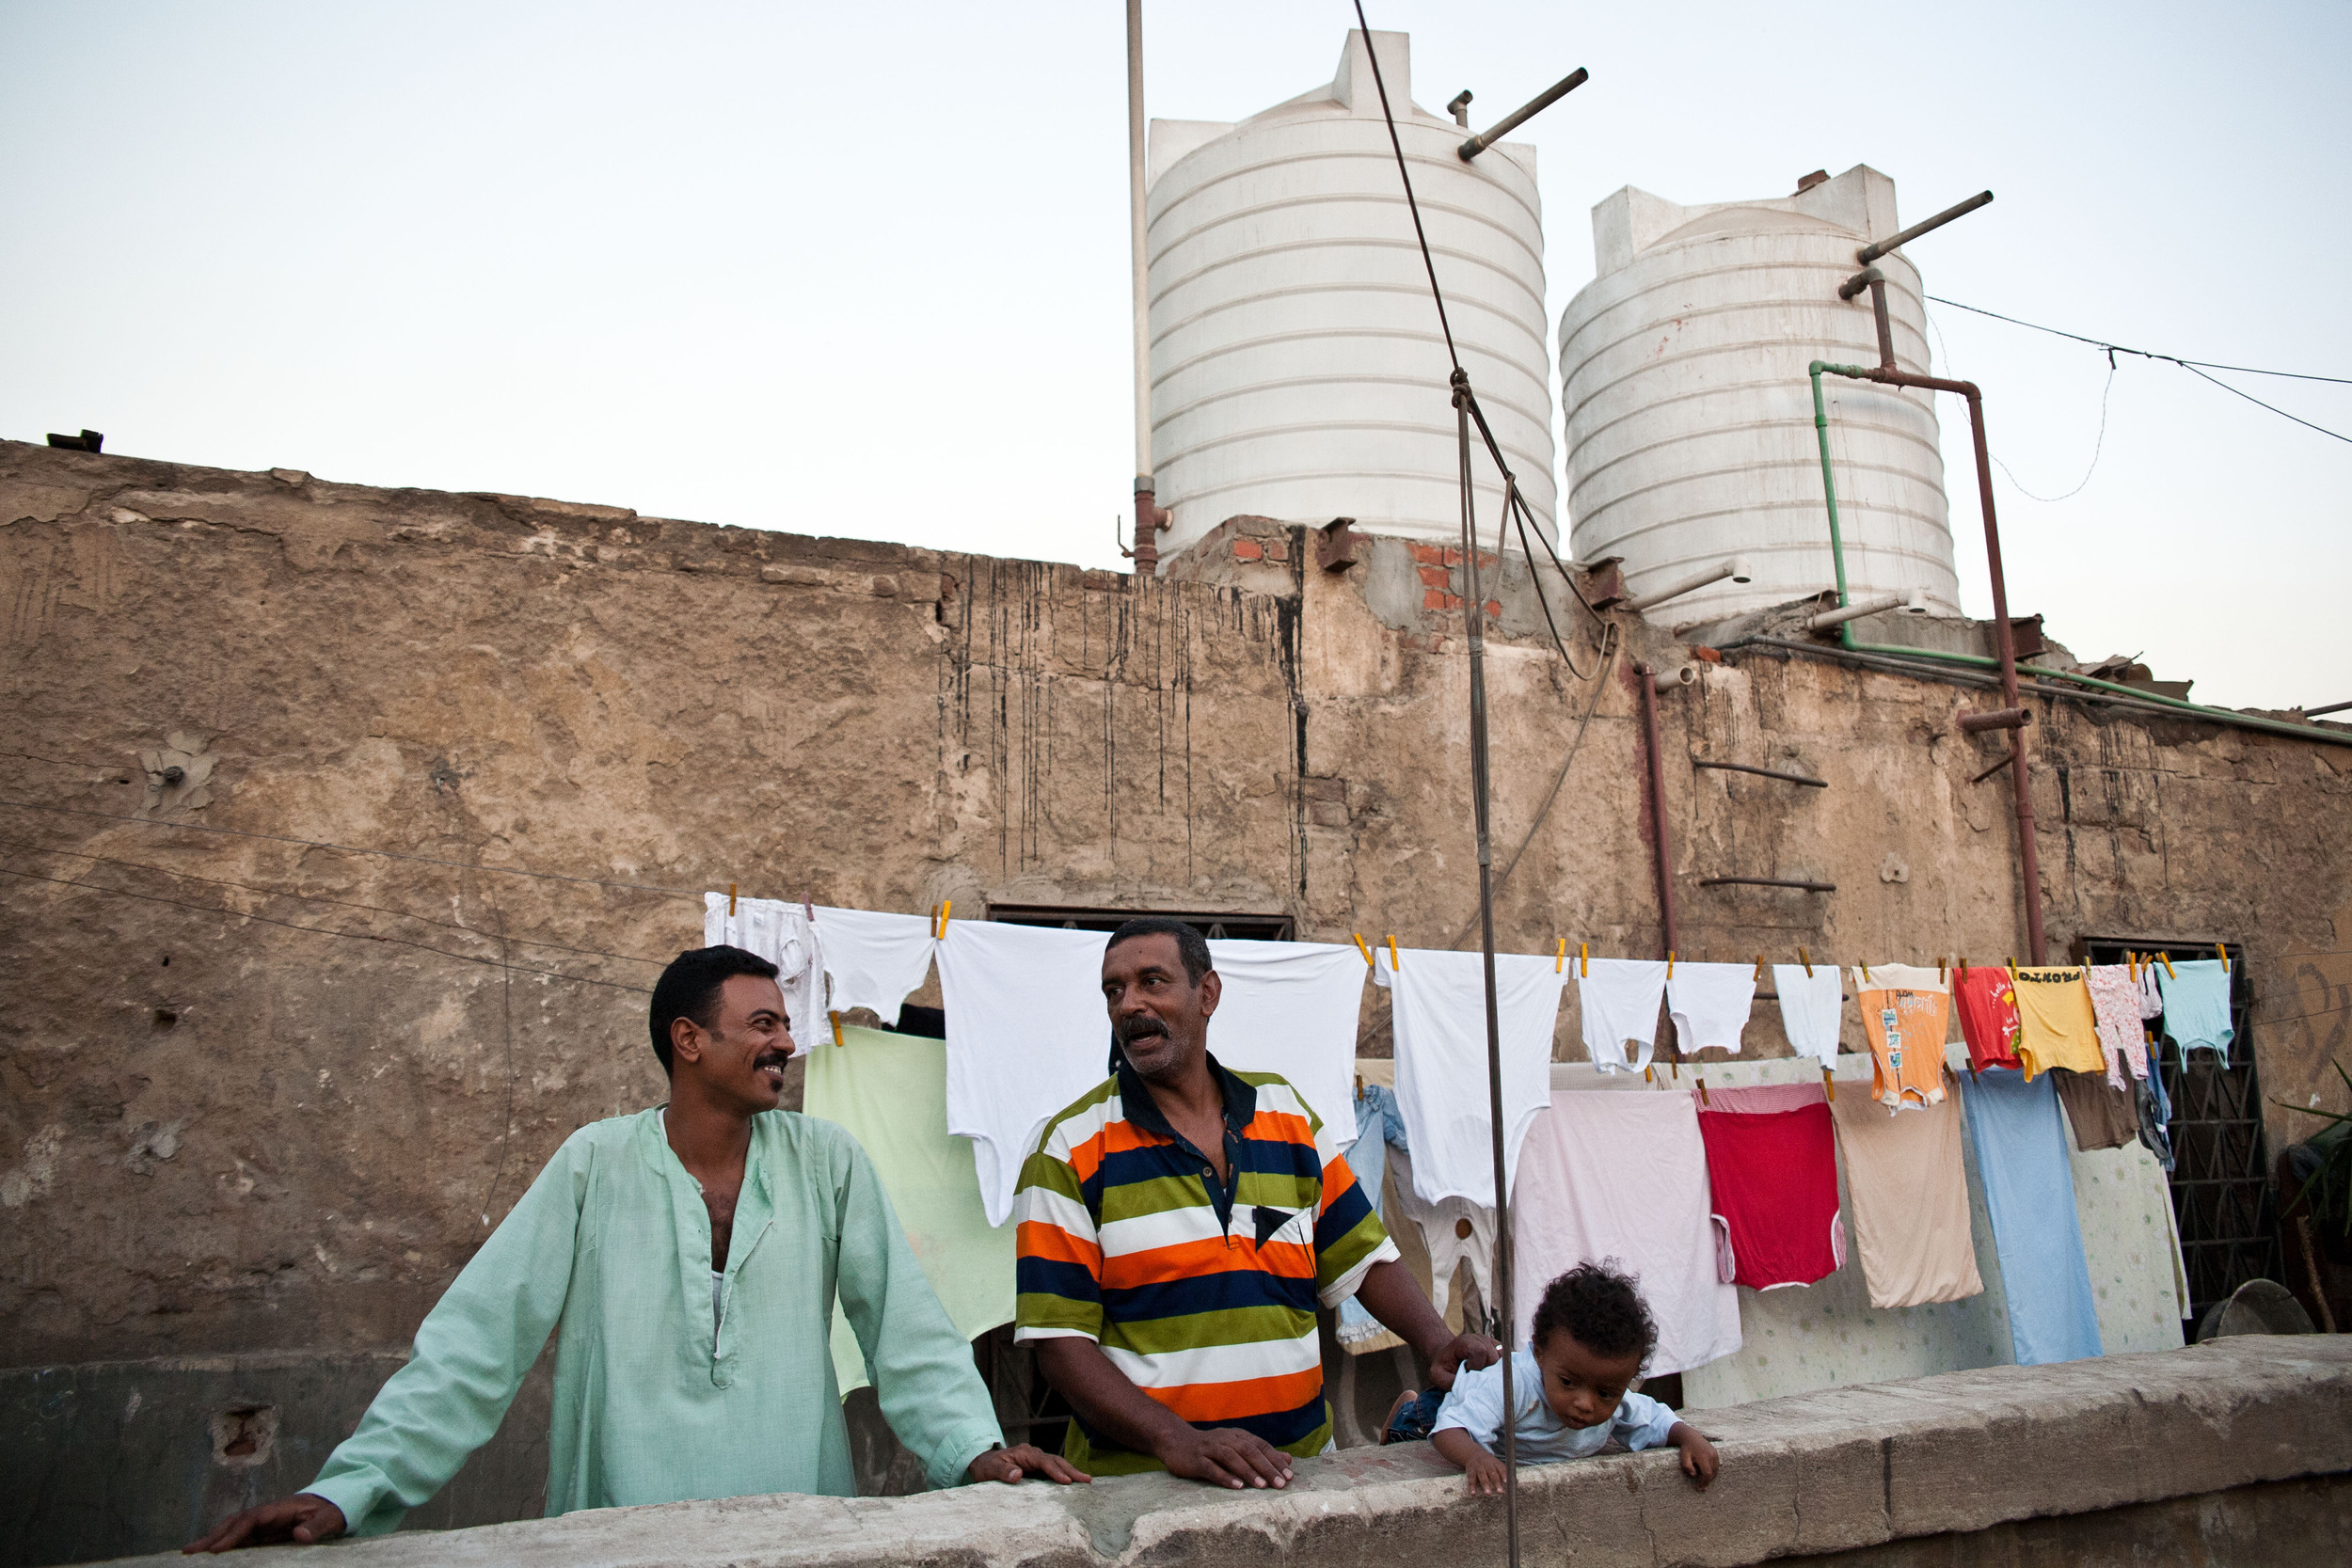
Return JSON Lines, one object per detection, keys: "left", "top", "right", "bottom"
{"left": 1929, "top": 294, "right": 2351, "bottom": 445}
{"left": 0, "top": 797, "right": 704, "bottom": 899}
{"left": 0, "top": 863, "right": 656, "bottom": 993}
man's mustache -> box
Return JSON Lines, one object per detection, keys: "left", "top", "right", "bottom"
{"left": 753, "top": 1048, "right": 791, "bottom": 1072}
{"left": 1116, "top": 1014, "right": 1170, "bottom": 1044}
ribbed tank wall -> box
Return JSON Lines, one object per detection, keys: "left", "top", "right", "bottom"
{"left": 1148, "top": 32, "right": 1555, "bottom": 560}
{"left": 1558, "top": 166, "right": 1959, "bottom": 624}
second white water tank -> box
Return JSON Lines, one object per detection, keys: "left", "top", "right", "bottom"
{"left": 1147, "top": 31, "right": 1555, "bottom": 560}
{"left": 1557, "top": 166, "right": 1960, "bottom": 624}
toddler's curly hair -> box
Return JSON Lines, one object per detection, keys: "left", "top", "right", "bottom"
{"left": 1530, "top": 1259, "right": 1659, "bottom": 1367}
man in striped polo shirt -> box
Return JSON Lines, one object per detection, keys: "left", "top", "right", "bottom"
{"left": 1015, "top": 917, "right": 1498, "bottom": 1489}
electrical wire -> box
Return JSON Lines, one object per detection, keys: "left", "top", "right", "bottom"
{"left": 0, "top": 835, "right": 669, "bottom": 968}
{"left": 1994, "top": 350, "right": 2117, "bottom": 502}
{"left": 0, "top": 863, "right": 655, "bottom": 993}
{"left": 1930, "top": 294, "right": 2352, "bottom": 445}
{"left": 0, "top": 796, "right": 705, "bottom": 899}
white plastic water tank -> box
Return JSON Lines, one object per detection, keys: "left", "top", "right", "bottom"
{"left": 1147, "top": 31, "right": 1555, "bottom": 561}
{"left": 1557, "top": 166, "right": 1960, "bottom": 624}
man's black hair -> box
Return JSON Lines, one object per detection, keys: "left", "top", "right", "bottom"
{"left": 1103, "top": 915, "right": 1213, "bottom": 985}
{"left": 1530, "top": 1259, "right": 1660, "bottom": 1367}
{"left": 648, "top": 944, "right": 779, "bottom": 1076}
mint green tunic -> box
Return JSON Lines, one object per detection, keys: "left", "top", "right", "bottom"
{"left": 306, "top": 1108, "right": 1005, "bottom": 1534}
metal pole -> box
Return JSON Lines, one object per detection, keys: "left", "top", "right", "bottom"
{"left": 1454, "top": 372, "right": 1518, "bottom": 1568}
{"left": 1855, "top": 189, "right": 1994, "bottom": 265}
{"left": 1126, "top": 0, "right": 1165, "bottom": 576}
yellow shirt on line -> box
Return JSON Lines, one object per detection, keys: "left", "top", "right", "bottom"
{"left": 2011, "top": 967, "right": 2106, "bottom": 1080}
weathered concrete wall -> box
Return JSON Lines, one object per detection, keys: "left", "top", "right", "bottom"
{"left": 4, "top": 439, "right": 2349, "bottom": 1374}
{"left": 3, "top": 1351, "right": 548, "bottom": 1566}
{"left": 82, "top": 1336, "right": 2352, "bottom": 1568}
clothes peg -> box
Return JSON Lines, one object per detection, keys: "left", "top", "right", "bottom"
{"left": 1698, "top": 1076, "right": 1710, "bottom": 1106}
{"left": 1580, "top": 942, "right": 1589, "bottom": 978}
{"left": 1822, "top": 1068, "right": 1836, "bottom": 1102}
{"left": 1960, "top": 957, "right": 1969, "bottom": 978}
{"left": 1667, "top": 950, "right": 1676, "bottom": 978}
{"left": 1938, "top": 957, "right": 1947, "bottom": 985}
{"left": 1645, "top": 1064, "right": 1654, "bottom": 1084}
{"left": 1753, "top": 953, "right": 1765, "bottom": 983}
{"left": 2160, "top": 952, "right": 2176, "bottom": 979}
{"left": 829, "top": 1010, "right": 845, "bottom": 1049}
{"left": 934, "top": 899, "right": 953, "bottom": 939}
{"left": 728, "top": 882, "right": 738, "bottom": 917}
{"left": 1353, "top": 932, "right": 1374, "bottom": 967}
{"left": 1355, "top": 1071, "right": 1366, "bottom": 1097}
{"left": 1556, "top": 938, "right": 1567, "bottom": 974}
{"left": 803, "top": 899, "right": 814, "bottom": 922}
{"left": 2217, "top": 942, "right": 2230, "bottom": 973}
{"left": 1388, "top": 935, "right": 1400, "bottom": 971}
{"left": 1860, "top": 960, "right": 1871, "bottom": 984}
{"left": 1800, "top": 945, "right": 1813, "bottom": 978}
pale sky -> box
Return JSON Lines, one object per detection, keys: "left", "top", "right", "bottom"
{"left": 5, "top": 2, "right": 2345, "bottom": 708}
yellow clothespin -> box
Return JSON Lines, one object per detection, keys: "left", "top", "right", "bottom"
{"left": 933, "top": 899, "right": 953, "bottom": 939}
{"left": 1800, "top": 945, "right": 1813, "bottom": 978}
{"left": 1667, "top": 950, "right": 1677, "bottom": 978}
{"left": 1355, "top": 1070, "right": 1365, "bottom": 1097}
{"left": 1353, "top": 932, "right": 1374, "bottom": 968}
{"left": 2160, "top": 952, "right": 2176, "bottom": 979}
{"left": 1698, "top": 1076, "right": 1710, "bottom": 1106}
{"left": 1556, "top": 938, "right": 1567, "bottom": 974}
{"left": 1938, "top": 956, "right": 1947, "bottom": 985}
{"left": 1580, "top": 942, "right": 1590, "bottom": 978}
{"left": 1644, "top": 1064, "right": 1654, "bottom": 1083}
{"left": 1960, "top": 956, "right": 1969, "bottom": 979}
{"left": 829, "top": 1010, "right": 845, "bottom": 1049}
{"left": 1388, "top": 935, "right": 1400, "bottom": 971}
{"left": 1753, "top": 952, "right": 1765, "bottom": 983}
{"left": 2217, "top": 942, "right": 2230, "bottom": 973}
{"left": 2007, "top": 956, "right": 2017, "bottom": 980}
{"left": 1822, "top": 1068, "right": 1836, "bottom": 1102}
{"left": 1860, "top": 960, "right": 1871, "bottom": 984}
{"left": 728, "top": 882, "right": 738, "bottom": 917}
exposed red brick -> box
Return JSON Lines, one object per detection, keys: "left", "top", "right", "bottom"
{"left": 1692, "top": 645, "right": 1724, "bottom": 663}
{"left": 1484, "top": 600, "right": 1502, "bottom": 618}
{"left": 1231, "top": 539, "right": 1263, "bottom": 562}
{"left": 1419, "top": 565, "right": 1451, "bottom": 588}
{"left": 1408, "top": 543, "right": 1447, "bottom": 565}
{"left": 1423, "top": 588, "right": 1459, "bottom": 610}
{"left": 1265, "top": 540, "right": 1289, "bottom": 562}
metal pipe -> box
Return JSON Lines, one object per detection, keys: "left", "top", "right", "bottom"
{"left": 1809, "top": 359, "right": 2046, "bottom": 963}
{"left": 1807, "top": 588, "right": 1923, "bottom": 630}
{"left": 1447, "top": 90, "right": 1473, "bottom": 127}
{"left": 1836, "top": 264, "right": 1883, "bottom": 302}
{"left": 1457, "top": 67, "right": 1587, "bottom": 160}
{"left": 1625, "top": 557, "right": 1753, "bottom": 614}
{"left": 1855, "top": 189, "right": 1994, "bottom": 265}
{"left": 1636, "top": 662, "right": 1680, "bottom": 959}
{"left": 1968, "top": 749, "right": 2017, "bottom": 784}
{"left": 2306, "top": 699, "right": 2352, "bottom": 718}
{"left": 1652, "top": 663, "right": 1699, "bottom": 692}
{"left": 1957, "top": 706, "right": 2033, "bottom": 733}
{"left": 1693, "top": 760, "right": 1828, "bottom": 788}
{"left": 1698, "top": 876, "right": 1837, "bottom": 892}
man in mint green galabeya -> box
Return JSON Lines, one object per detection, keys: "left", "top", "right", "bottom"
{"left": 187, "top": 944, "right": 1083, "bottom": 1552}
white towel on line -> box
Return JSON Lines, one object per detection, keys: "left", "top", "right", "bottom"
{"left": 1578, "top": 958, "right": 1668, "bottom": 1073}
{"left": 814, "top": 906, "right": 937, "bottom": 1022}
{"left": 1375, "top": 945, "right": 1565, "bottom": 1207}
{"left": 937, "top": 921, "right": 1371, "bottom": 1227}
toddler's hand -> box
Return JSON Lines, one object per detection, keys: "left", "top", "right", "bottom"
{"left": 1461, "top": 1449, "right": 1509, "bottom": 1497}
{"left": 1671, "top": 1423, "right": 1719, "bottom": 1489}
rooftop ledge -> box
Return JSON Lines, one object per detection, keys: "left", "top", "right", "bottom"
{"left": 110, "top": 1337, "right": 2352, "bottom": 1567}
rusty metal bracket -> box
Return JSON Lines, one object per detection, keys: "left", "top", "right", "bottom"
{"left": 1957, "top": 706, "right": 2033, "bottom": 733}
{"left": 1968, "top": 749, "right": 2017, "bottom": 785}
{"left": 1699, "top": 876, "right": 1837, "bottom": 892}
{"left": 1316, "top": 517, "right": 1359, "bottom": 574}
{"left": 1693, "top": 759, "right": 1828, "bottom": 788}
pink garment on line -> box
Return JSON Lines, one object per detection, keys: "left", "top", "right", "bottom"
{"left": 1512, "top": 1090, "right": 1742, "bottom": 1376}
{"left": 2085, "top": 965, "right": 2147, "bottom": 1085}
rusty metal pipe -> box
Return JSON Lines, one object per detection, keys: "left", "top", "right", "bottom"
{"left": 1458, "top": 67, "right": 1587, "bottom": 160}
{"left": 1635, "top": 663, "right": 1679, "bottom": 959}
{"left": 1957, "top": 706, "right": 2033, "bottom": 733}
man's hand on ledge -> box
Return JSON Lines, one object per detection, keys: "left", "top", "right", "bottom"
{"left": 968, "top": 1443, "right": 1092, "bottom": 1485}
{"left": 1424, "top": 1329, "right": 1502, "bottom": 1390}
{"left": 183, "top": 1494, "right": 347, "bottom": 1554}
{"left": 1154, "top": 1425, "right": 1295, "bottom": 1490}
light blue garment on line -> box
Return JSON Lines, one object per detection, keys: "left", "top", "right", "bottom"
{"left": 1433, "top": 1344, "right": 1679, "bottom": 1463}
{"left": 2156, "top": 958, "right": 2233, "bottom": 1055}
{"left": 1962, "top": 1069, "right": 2103, "bottom": 1366}
{"left": 1338, "top": 1084, "right": 1409, "bottom": 1344}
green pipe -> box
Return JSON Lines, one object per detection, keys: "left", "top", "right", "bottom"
{"left": 1805, "top": 361, "right": 2352, "bottom": 747}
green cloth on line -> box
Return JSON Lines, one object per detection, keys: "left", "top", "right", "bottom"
{"left": 303, "top": 1107, "right": 1003, "bottom": 1532}
{"left": 807, "top": 1024, "right": 1016, "bottom": 1396}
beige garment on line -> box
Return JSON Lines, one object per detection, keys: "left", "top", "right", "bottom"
{"left": 1829, "top": 1068, "right": 1985, "bottom": 1309}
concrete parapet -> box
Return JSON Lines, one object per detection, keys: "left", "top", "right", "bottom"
{"left": 88, "top": 1336, "right": 2352, "bottom": 1567}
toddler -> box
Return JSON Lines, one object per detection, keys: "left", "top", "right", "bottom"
{"left": 1382, "top": 1261, "right": 1718, "bottom": 1495}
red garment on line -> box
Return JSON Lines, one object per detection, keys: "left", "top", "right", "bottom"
{"left": 1695, "top": 1102, "right": 1843, "bottom": 1290}
{"left": 1953, "top": 967, "right": 2025, "bottom": 1071}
